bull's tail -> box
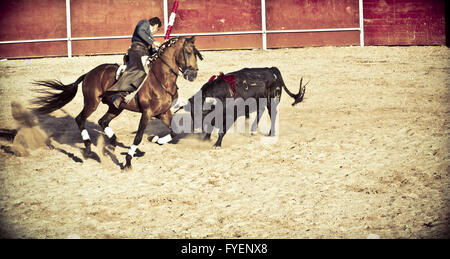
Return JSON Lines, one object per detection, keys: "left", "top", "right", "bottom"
{"left": 282, "top": 77, "right": 307, "bottom": 106}
{"left": 32, "top": 73, "right": 86, "bottom": 114}
{"left": 271, "top": 67, "right": 307, "bottom": 106}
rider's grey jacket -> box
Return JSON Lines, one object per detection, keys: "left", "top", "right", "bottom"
{"left": 131, "top": 19, "right": 155, "bottom": 48}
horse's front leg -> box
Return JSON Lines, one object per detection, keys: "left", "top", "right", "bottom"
{"left": 152, "top": 110, "right": 175, "bottom": 145}
{"left": 124, "top": 109, "right": 152, "bottom": 170}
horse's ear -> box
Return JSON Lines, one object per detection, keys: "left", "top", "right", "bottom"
{"left": 188, "top": 36, "right": 196, "bottom": 43}
{"left": 194, "top": 47, "right": 203, "bottom": 61}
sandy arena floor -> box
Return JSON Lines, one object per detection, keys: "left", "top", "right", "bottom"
{"left": 0, "top": 45, "right": 449, "bottom": 238}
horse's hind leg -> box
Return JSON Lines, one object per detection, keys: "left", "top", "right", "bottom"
{"left": 98, "top": 105, "right": 123, "bottom": 149}
{"left": 75, "top": 101, "right": 99, "bottom": 155}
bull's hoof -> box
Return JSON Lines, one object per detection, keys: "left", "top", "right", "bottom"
{"left": 203, "top": 134, "right": 211, "bottom": 141}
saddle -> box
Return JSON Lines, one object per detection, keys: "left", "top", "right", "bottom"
{"left": 113, "top": 55, "right": 151, "bottom": 89}
{"left": 112, "top": 38, "right": 178, "bottom": 89}
{"left": 109, "top": 38, "right": 181, "bottom": 105}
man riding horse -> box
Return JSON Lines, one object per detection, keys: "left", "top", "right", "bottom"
{"left": 109, "top": 17, "right": 162, "bottom": 109}
{"left": 33, "top": 35, "right": 203, "bottom": 170}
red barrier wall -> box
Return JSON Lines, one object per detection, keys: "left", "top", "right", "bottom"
{"left": 0, "top": 0, "right": 447, "bottom": 58}
{"left": 0, "top": 0, "right": 67, "bottom": 58}
{"left": 168, "top": 0, "right": 263, "bottom": 50}
{"left": 70, "top": 0, "right": 164, "bottom": 55}
{"left": 266, "top": 0, "right": 361, "bottom": 47}
{"left": 364, "top": 0, "right": 446, "bottom": 45}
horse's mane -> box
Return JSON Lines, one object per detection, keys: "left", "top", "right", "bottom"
{"left": 149, "top": 37, "right": 180, "bottom": 62}
{"left": 148, "top": 36, "right": 203, "bottom": 64}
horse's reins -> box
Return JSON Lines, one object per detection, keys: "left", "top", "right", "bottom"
{"left": 158, "top": 39, "right": 198, "bottom": 77}
{"left": 152, "top": 38, "right": 196, "bottom": 98}
{"left": 151, "top": 69, "right": 177, "bottom": 97}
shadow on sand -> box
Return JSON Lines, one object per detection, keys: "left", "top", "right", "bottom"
{"left": 33, "top": 109, "right": 195, "bottom": 169}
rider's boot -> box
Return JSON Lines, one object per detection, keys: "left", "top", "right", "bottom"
{"left": 112, "top": 93, "right": 125, "bottom": 109}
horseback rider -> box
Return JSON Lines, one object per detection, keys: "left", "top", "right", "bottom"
{"left": 110, "top": 17, "right": 162, "bottom": 108}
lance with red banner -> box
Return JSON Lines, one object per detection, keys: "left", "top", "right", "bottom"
{"left": 164, "top": 0, "right": 179, "bottom": 40}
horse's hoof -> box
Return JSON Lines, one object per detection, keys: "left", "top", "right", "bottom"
{"left": 134, "top": 148, "right": 145, "bottom": 157}
{"left": 108, "top": 135, "right": 117, "bottom": 149}
{"left": 123, "top": 154, "right": 132, "bottom": 171}
{"left": 213, "top": 145, "right": 221, "bottom": 150}
{"left": 105, "top": 139, "right": 116, "bottom": 152}
{"left": 82, "top": 148, "right": 92, "bottom": 158}
{"left": 149, "top": 135, "right": 159, "bottom": 143}
{"left": 83, "top": 150, "right": 101, "bottom": 162}
{"left": 156, "top": 134, "right": 172, "bottom": 145}
{"left": 106, "top": 144, "right": 116, "bottom": 152}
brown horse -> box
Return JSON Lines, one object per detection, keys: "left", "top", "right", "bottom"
{"left": 33, "top": 37, "right": 202, "bottom": 170}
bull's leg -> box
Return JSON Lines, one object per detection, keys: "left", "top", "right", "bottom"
{"left": 203, "top": 117, "right": 214, "bottom": 141}
{"left": 75, "top": 101, "right": 99, "bottom": 156}
{"left": 267, "top": 97, "right": 280, "bottom": 136}
{"left": 250, "top": 102, "right": 265, "bottom": 135}
{"left": 98, "top": 105, "right": 123, "bottom": 149}
{"left": 213, "top": 111, "right": 236, "bottom": 148}
{"left": 124, "top": 109, "right": 152, "bottom": 170}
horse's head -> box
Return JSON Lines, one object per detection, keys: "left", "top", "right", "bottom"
{"left": 176, "top": 36, "right": 203, "bottom": 82}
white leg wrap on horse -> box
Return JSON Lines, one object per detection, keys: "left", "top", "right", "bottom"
{"left": 151, "top": 135, "right": 159, "bottom": 143}
{"left": 81, "top": 129, "right": 90, "bottom": 141}
{"left": 128, "top": 145, "right": 138, "bottom": 157}
{"left": 157, "top": 134, "right": 172, "bottom": 144}
{"left": 104, "top": 127, "right": 114, "bottom": 138}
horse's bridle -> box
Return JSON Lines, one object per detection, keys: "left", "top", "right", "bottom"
{"left": 158, "top": 39, "right": 198, "bottom": 78}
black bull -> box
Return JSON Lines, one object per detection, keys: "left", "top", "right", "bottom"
{"left": 186, "top": 67, "right": 307, "bottom": 147}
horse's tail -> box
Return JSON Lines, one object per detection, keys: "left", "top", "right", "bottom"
{"left": 32, "top": 74, "right": 86, "bottom": 114}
